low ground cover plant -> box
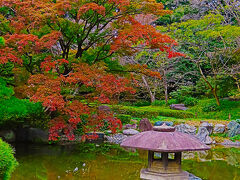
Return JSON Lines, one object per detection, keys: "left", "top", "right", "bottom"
{"left": 0, "top": 139, "right": 18, "bottom": 180}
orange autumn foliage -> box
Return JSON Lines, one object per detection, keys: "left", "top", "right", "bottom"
{"left": 77, "top": 3, "right": 106, "bottom": 19}
{"left": 0, "top": 0, "right": 185, "bottom": 141}
{"left": 24, "top": 62, "right": 134, "bottom": 140}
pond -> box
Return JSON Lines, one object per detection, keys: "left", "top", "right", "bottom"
{"left": 11, "top": 143, "right": 240, "bottom": 180}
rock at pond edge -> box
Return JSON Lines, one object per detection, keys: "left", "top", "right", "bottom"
{"left": 154, "top": 121, "right": 173, "bottom": 127}
{"left": 195, "top": 127, "right": 213, "bottom": 145}
{"left": 123, "top": 129, "right": 139, "bottom": 135}
{"left": 139, "top": 118, "right": 153, "bottom": 132}
{"left": 175, "top": 123, "right": 197, "bottom": 136}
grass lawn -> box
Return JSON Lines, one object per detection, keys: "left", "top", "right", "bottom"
{"left": 186, "top": 99, "right": 240, "bottom": 120}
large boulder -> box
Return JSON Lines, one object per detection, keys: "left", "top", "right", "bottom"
{"left": 105, "top": 133, "right": 127, "bottom": 144}
{"left": 227, "top": 120, "right": 238, "bottom": 129}
{"left": 227, "top": 120, "right": 240, "bottom": 137}
{"left": 200, "top": 122, "right": 213, "bottom": 135}
{"left": 195, "top": 127, "right": 213, "bottom": 145}
{"left": 189, "top": 173, "right": 202, "bottom": 180}
{"left": 15, "top": 127, "right": 29, "bottom": 142}
{"left": 139, "top": 118, "right": 153, "bottom": 131}
{"left": 214, "top": 124, "right": 225, "bottom": 134}
{"left": 221, "top": 139, "right": 240, "bottom": 146}
{"left": 28, "top": 128, "right": 48, "bottom": 144}
{"left": 154, "top": 121, "right": 173, "bottom": 127}
{"left": 170, "top": 104, "right": 188, "bottom": 110}
{"left": 0, "top": 130, "right": 15, "bottom": 142}
{"left": 175, "top": 124, "right": 197, "bottom": 135}
{"left": 16, "top": 127, "right": 48, "bottom": 143}
{"left": 123, "top": 124, "right": 137, "bottom": 130}
{"left": 123, "top": 129, "right": 139, "bottom": 135}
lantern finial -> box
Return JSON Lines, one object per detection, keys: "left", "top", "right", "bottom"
{"left": 153, "top": 123, "right": 175, "bottom": 132}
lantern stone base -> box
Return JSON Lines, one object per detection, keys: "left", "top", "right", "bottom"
{"left": 140, "top": 168, "right": 189, "bottom": 180}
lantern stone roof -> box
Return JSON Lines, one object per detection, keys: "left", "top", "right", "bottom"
{"left": 121, "top": 125, "right": 210, "bottom": 152}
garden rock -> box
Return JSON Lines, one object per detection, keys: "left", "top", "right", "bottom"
{"left": 189, "top": 173, "right": 202, "bottom": 180}
{"left": 195, "top": 127, "right": 213, "bottom": 145}
{"left": 86, "top": 132, "right": 105, "bottom": 143}
{"left": 123, "top": 124, "right": 137, "bottom": 129}
{"left": 16, "top": 127, "right": 30, "bottom": 142}
{"left": 154, "top": 121, "right": 173, "bottom": 127}
{"left": 214, "top": 124, "right": 225, "bottom": 134}
{"left": 139, "top": 118, "right": 153, "bottom": 131}
{"left": 105, "top": 130, "right": 112, "bottom": 134}
{"left": 227, "top": 120, "right": 238, "bottom": 129}
{"left": 220, "top": 140, "right": 240, "bottom": 146}
{"left": 28, "top": 128, "right": 48, "bottom": 144}
{"left": 175, "top": 124, "right": 197, "bottom": 135}
{"left": 123, "top": 129, "right": 139, "bottom": 135}
{"left": 200, "top": 122, "right": 213, "bottom": 135}
{"left": 170, "top": 104, "right": 188, "bottom": 110}
{"left": 0, "top": 130, "right": 15, "bottom": 142}
{"left": 105, "top": 133, "right": 127, "bottom": 144}
{"left": 98, "top": 105, "right": 111, "bottom": 112}
{"left": 227, "top": 120, "right": 240, "bottom": 137}
{"left": 60, "top": 135, "right": 81, "bottom": 143}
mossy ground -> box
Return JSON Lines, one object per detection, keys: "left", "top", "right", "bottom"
{"left": 113, "top": 98, "right": 240, "bottom": 144}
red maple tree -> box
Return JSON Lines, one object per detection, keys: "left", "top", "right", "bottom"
{"left": 0, "top": 0, "right": 184, "bottom": 141}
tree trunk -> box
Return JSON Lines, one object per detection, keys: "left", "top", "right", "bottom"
{"left": 212, "top": 88, "right": 220, "bottom": 106}
{"left": 232, "top": 76, "right": 240, "bottom": 92}
{"left": 142, "top": 75, "right": 155, "bottom": 103}
{"left": 164, "top": 84, "right": 168, "bottom": 105}
{"left": 76, "top": 46, "right": 83, "bottom": 58}
{"left": 162, "top": 70, "right": 168, "bottom": 105}
{"left": 198, "top": 64, "right": 221, "bottom": 106}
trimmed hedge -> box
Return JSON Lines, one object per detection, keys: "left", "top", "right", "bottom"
{"left": 112, "top": 105, "right": 194, "bottom": 119}
{"left": 116, "top": 114, "right": 131, "bottom": 124}
{"left": 0, "top": 138, "right": 18, "bottom": 180}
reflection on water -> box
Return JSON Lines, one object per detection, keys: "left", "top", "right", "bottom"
{"left": 11, "top": 143, "right": 240, "bottom": 180}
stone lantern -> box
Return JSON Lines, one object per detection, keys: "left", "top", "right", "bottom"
{"left": 121, "top": 124, "right": 210, "bottom": 180}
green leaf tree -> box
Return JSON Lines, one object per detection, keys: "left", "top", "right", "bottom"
{"left": 158, "top": 13, "right": 240, "bottom": 105}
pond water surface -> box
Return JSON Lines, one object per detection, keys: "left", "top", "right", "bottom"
{"left": 11, "top": 143, "right": 240, "bottom": 180}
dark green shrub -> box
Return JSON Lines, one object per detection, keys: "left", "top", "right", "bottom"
{"left": 0, "top": 138, "right": 18, "bottom": 180}
{"left": 230, "top": 135, "right": 240, "bottom": 142}
{"left": 0, "top": 97, "right": 46, "bottom": 127}
{"left": 202, "top": 103, "right": 220, "bottom": 112}
{"left": 167, "top": 99, "right": 178, "bottom": 105}
{"left": 113, "top": 106, "right": 194, "bottom": 119}
{"left": 116, "top": 114, "right": 131, "bottom": 124}
{"left": 119, "top": 101, "right": 132, "bottom": 106}
{"left": 170, "top": 86, "right": 198, "bottom": 106}
{"left": 170, "top": 86, "right": 195, "bottom": 102}
{"left": 152, "top": 100, "right": 166, "bottom": 106}
{"left": 0, "top": 78, "right": 47, "bottom": 128}
{"left": 0, "top": 78, "right": 14, "bottom": 100}
{"left": 183, "top": 97, "right": 198, "bottom": 106}
{"left": 113, "top": 106, "right": 158, "bottom": 119}
{"left": 132, "top": 100, "right": 151, "bottom": 107}
{"left": 0, "top": 37, "right": 5, "bottom": 46}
